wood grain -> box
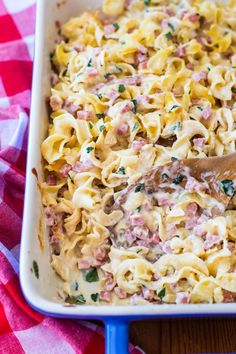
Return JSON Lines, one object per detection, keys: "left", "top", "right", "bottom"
{"left": 130, "top": 318, "right": 236, "bottom": 354}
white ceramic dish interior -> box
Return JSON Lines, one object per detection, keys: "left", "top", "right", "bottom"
{"left": 20, "top": 0, "right": 236, "bottom": 326}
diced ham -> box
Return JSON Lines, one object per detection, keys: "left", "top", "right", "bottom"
{"left": 120, "top": 76, "right": 141, "bottom": 86}
{"left": 124, "top": 229, "right": 137, "bottom": 245}
{"left": 185, "top": 217, "right": 199, "bottom": 230}
{"left": 50, "top": 95, "right": 62, "bottom": 111}
{"left": 74, "top": 44, "right": 84, "bottom": 52}
{"left": 106, "top": 89, "right": 120, "bottom": 102}
{"left": 188, "top": 13, "right": 199, "bottom": 22}
{"left": 76, "top": 110, "right": 93, "bottom": 120}
{"left": 78, "top": 259, "right": 91, "bottom": 269}
{"left": 136, "top": 52, "right": 148, "bottom": 64}
{"left": 57, "top": 185, "right": 68, "bottom": 198}
{"left": 104, "top": 278, "right": 116, "bottom": 291}
{"left": 193, "top": 138, "right": 205, "bottom": 148}
{"left": 46, "top": 173, "right": 57, "bottom": 186}
{"left": 45, "top": 207, "right": 55, "bottom": 226}
{"left": 185, "top": 203, "right": 198, "bottom": 217}
{"left": 176, "top": 46, "right": 186, "bottom": 58}
{"left": 192, "top": 71, "right": 208, "bottom": 82}
{"left": 114, "top": 287, "right": 127, "bottom": 299}
{"left": 191, "top": 99, "right": 201, "bottom": 106}
{"left": 142, "top": 199, "right": 153, "bottom": 211}
{"left": 86, "top": 67, "right": 99, "bottom": 77}
{"left": 125, "top": 0, "right": 132, "bottom": 9}
{"left": 136, "top": 94, "right": 151, "bottom": 106}
{"left": 100, "top": 291, "right": 112, "bottom": 302}
{"left": 142, "top": 288, "right": 155, "bottom": 301}
{"left": 186, "top": 63, "right": 194, "bottom": 70}
{"left": 203, "top": 232, "right": 221, "bottom": 250}
{"left": 120, "top": 102, "right": 134, "bottom": 114}
{"left": 160, "top": 240, "right": 172, "bottom": 254}
{"left": 129, "top": 214, "right": 145, "bottom": 226}
{"left": 117, "top": 122, "right": 129, "bottom": 136}
{"left": 179, "top": 10, "right": 189, "bottom": 20}
{"left": 59, "top": 163, "right": 72, "bottom": 178}
{"left": 104, "top": 24, "right": 116, "bottom": 36}
{"left": 150, "top": 232, "right": 161, "bottom": 244}
{"left": 130, "top": 294, "right": 142, "bottom": 305}
{"left": 176, "top": 292, "right": 190, "bottom": 304}
{"left": 156, "top": 193, "right": 171, "bottom": 206}
{"left": 72, "top": 160, "right": 94, "bottom": 173}
{"left": 49, "top": 235, "right": 61, "bottom": 245}
{"left": 201, "top": 107, "right": 212, "bottom": 120}
{"left": 164, "top": 7, "right": 175, "bottom": 16}
{"left": 228, "top": 242, "right": 235, "bottom": 254}
{"left": 139, "top": 61, "right": 148, "bottom": 70}
{"left": 161, "top": 19, "right": 169, "bottom": 30}
{"left": 93, "top": 248, "right": 107, "bottom": 262}
{"left": 185, "top": 176, "right": 206, "bottom": 193}
{"left": 132, "top": 137, "right": 148, "bottom": 150}
{"left": 133, "top": 226, "right": 149, "bottom": 240}
{"left": 166, "top": 223, "right": 177, "bottom": 236}
{"left": 223, "top": 290, "right": 235, "bottom": 303}
{"left": 155, "top": 88, "right": 162, "bottom": 94}
{"left": 138, "top": 45, "right": 148, "bottom": 54}
{"left": 63, "top": 99, "right": 79, "bottom": 114}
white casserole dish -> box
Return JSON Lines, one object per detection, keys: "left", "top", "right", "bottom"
{"left": 19, "top": 1, "right": 236, "bottom": 352}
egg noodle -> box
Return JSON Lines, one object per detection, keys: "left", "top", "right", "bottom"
{"left": 41, "top": 0, "right": 236, "bottom": 305}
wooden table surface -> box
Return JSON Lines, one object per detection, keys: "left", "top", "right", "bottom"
{"left": 130, "top": 318, "right": 236, "bottom": 353}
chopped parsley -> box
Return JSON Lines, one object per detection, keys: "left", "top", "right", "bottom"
{"left": 96, "top": 93, "right": 103, "bottom": 100}
{"left": 232, "top": 87, "right": 236, "bottom": 94}
{"left": 171, "top": 157, "right": 178, "bottom": 162}
{"left": 169, "top": 104, "right": 180, "bottom": 112}
{"left": 120, "top": 41, "right": 126, "bottom": 45}
{"left": 87, "top": 58, "right": 92, "bottom": 67}
{"left": 99, "top": 124, "right": 105, "bottom": 132}
{"left": 84, "top": 268, "right": 99, "bottom": 282}
{"left": 165, "top": 32, "right": 172, "bottom": 40}
{"left": 161, "top": 173, "right": 169, "bottom": 181}
{"left": 170, "top": 121, "right": 182, "bottom": 131}
{"left": 86, "top": 146, "right": 94, "bottom": 153}
{"left": 144, "top": 0, "right": 151, "bottom": 4}
{"left": 117, "top": 166, "right": 125, "bottom": 175}
{"left": 136, "top": 249, "right": 142, "bottom": 253}
{"left": 96, "top": 113, "right": 105, "bottom": 119}
{"left": 118, "top": 84, "right": 126, "bottom": 93}
{"left": 104, "top": 72, "right": 112, "bottom": 79}
{"left": 197, "top": 106, "right": 203, "bottom": 111}
{"left": 172, "top": 175, "right": 184, "bottom": 184}
{"left": 89, "top": 122, "right": 93, "bottom": 129}
{"left": 219, "top": 179, "right": 235, "bottom": 197}
{"left": 135, "top": 183, "right": 145, "bottom": 193}
{"left": 115, "top": 65, "right": 123, "bottom": 72}
{"left": 91, "top": 293, "right": 99, "bottom": 302}
{"left": 66, "top": 294, "right": 86, "bottom": 305}
{"left": 113, "top": 23, "right": 120, "bottom": 31}
{"left": 132, "top": 122, "right": 139, "bottom": 132}
{"left": 32, "top": 260, "right": 39, "bottom": 279}
{"left": 168, "top": 22, "right": 175, "bottom": 32}
{"left": 62, "top": 68, "right": 68, "bottom": 77}
{"left": 136, "top": 206, "right": 141, "bottom": 212}
{"left": 157, "top": 288, "right": 166, "bottom": 300}
{"left": 131, "top": 99, "right": 138, "bottom": 114}
{"left": 73, "top": 281, "right": 79, "bottom": 291}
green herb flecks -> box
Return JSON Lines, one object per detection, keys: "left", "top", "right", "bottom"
{"left": 113, "top": 23, "right": 120, "bottom": 31}
{"left": 171, "top": 157, "right": 178, "bottom": 162}
{"left": 144, "top": 0, "right": 151, "bottom": 5}
{"left": 65, "top": 294, "right": 86, "bottom": 305}
{"left": 161, "top": 173, "right": 169, "bottom": 181}
{"left": 131, "top": 99, "right": 138, "bottom": 114}
{"left": 165, "top": 32, "right": 172, "bottom": 40}
{"left": 169, "top": 104, "right": 180, "bottom": 112}
{"left": 132, "top": 122, "right": 139, "bottom": 132}
{"left": 157, "top": 288, "right": 166, "bottom": 300}
{"left": 62, "top": 68, "right": 68, "bottom": 77}
{"left": 118, "top": 84, "right": 126, "bottom": 93}
{"left": 172, "top": 175, "right": 184, "bottom": 184}
{"left": 219, "top": 179, "right": 235, "bottom": 197}
{"left": 87, "top": 58, "right": 92, "bottom": 67}
{"left": 86, "top": 146, "right": 94, "bottom": 153}
{"left": 168, "top": 22, "right": 175, "bottom": 32}
{"left": 197, "top": 106, "right": 203, "bottom": 111}
{"left": 115, "top": 65, "right": 123, "bottom": 73}
{"left": 232, "top": 87, "right": 236, "bottom": 94}
{"left": 96, "top": 93, "right": 103, "bottom": 100}
{"left": 136, "top": 249, "right": 142, "bottom": 253}
{"left": 170, "top": 121, "right": 182, "bottom": 131}
{"left": 91, "top": 293, "right": 99, "bottom": 302}
{"left": 104, "top": 72, "right": 112, "bottom": 79}
{"left": 32, "top": 260, "right": 39, "bottom": 279}
{"left": 84, "top": 268, "right": 99, "bottom": 282}
{"left": 136, "top": 206, "right": 141, "bottom": 212}
{"left": 89, "top": 122, "right": 93, "bottom": 129}
{"left": 135, "top": 183, "right": 145, "bottom": 193}
{"left": 96, "top": 113, "right": 105, "bottom": 119}
{"left": 99, "top": 125, "right": 105, "bottom": 132}
{"left": 117, "top": 166, "right": 125, "bottom": 175}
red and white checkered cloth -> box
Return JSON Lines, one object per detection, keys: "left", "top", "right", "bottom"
{"left": 0, "top": 1, "right": 143, "bottom": 353}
